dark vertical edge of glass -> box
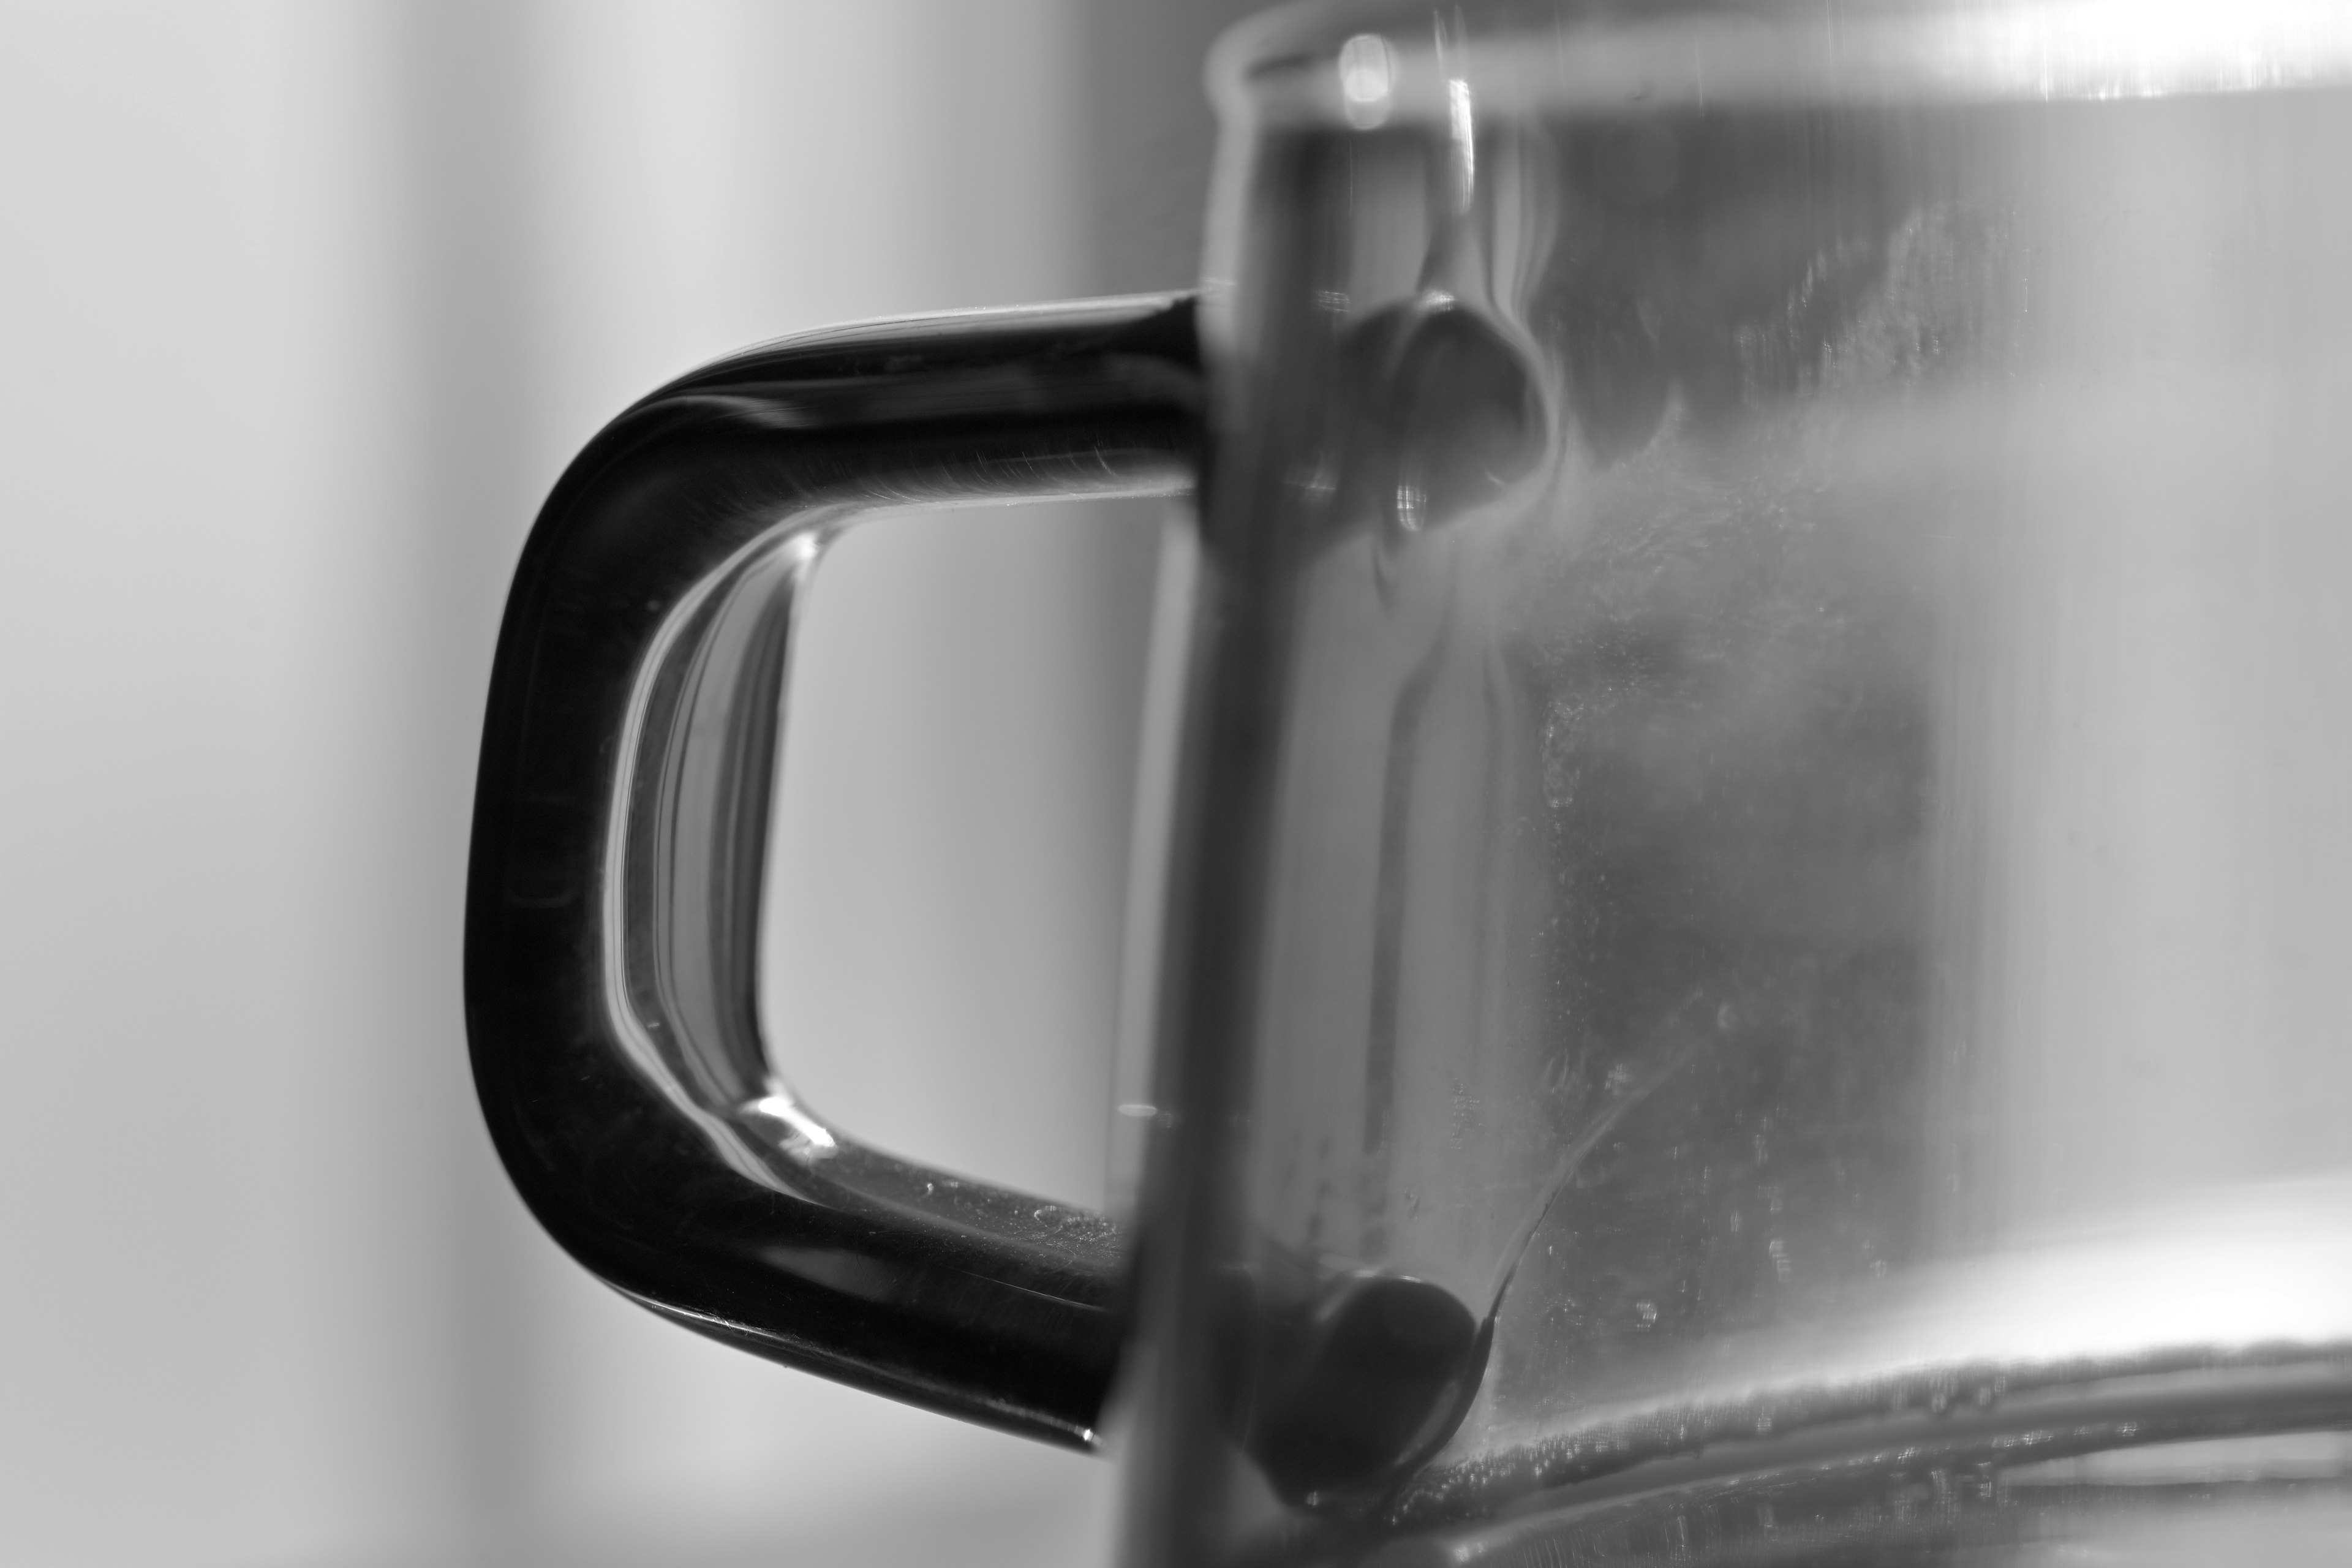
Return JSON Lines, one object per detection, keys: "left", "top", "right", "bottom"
{"left": 463, "top": 294, "right": 1202, "bottom": 1449}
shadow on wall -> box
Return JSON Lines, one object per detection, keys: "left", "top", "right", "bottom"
{"left": 0, "top": 1, "right": 1257, "bottom": 1566}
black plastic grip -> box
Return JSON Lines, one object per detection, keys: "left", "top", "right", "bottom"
{"left": 464, "top": 295, "right": 1201, "bottom": 1448}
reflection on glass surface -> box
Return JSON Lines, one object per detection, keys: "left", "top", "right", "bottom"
{"left": 1147, "top": 5, "right": 2352, "bottom": 1559}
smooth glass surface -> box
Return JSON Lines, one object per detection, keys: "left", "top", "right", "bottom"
{"left": 1132, "top": 3, "right": 2352, "bottom": 1560}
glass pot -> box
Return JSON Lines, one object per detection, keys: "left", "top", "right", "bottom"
{"left": 466, "top": 1, "right": 2352, "bottom": 1561}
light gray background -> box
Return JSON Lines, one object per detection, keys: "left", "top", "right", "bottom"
{"left": 0, "top": 2, "right": 1258, "bottom": 1563}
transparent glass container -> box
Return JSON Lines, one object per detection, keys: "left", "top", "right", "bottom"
{"left": 1118, "top": 2, "right": 2352, "bottom": 1561}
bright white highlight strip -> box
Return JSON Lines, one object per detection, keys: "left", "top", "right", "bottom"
{"left": 1253, "top": 0, "right": 2352, "bottom": 124}
{"left": 1961, "top": 0, "right": 2352, "bottom": 99}
{"left": 1338, "top": 32, "right": 1395, "bottom": 129}
{"left": 745, "top": 1090, "right": 840, "bottom": 1159}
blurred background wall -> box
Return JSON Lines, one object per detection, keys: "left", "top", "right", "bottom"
{"left": 0, "top": 1, "right": 1256, "bottom": 1564}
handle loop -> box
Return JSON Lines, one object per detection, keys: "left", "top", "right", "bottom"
{"left": 466, "top": 295, "right": 1200, "bottom": 1447}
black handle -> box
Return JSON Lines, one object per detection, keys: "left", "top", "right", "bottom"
{"left": 464, "top": 294, "right": 1202, "bottom": 1448}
